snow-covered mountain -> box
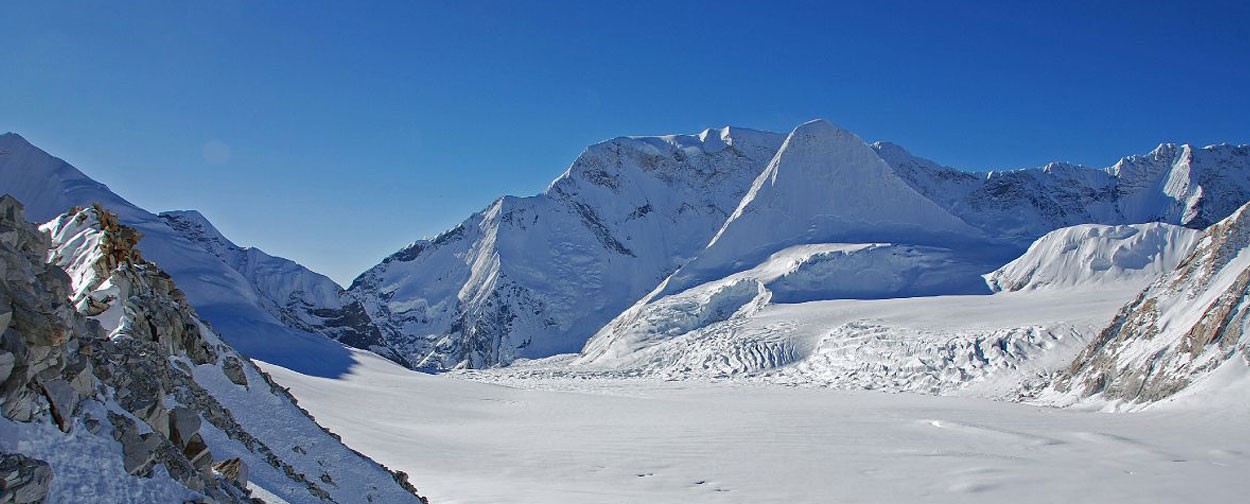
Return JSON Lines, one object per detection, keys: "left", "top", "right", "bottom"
{"left": 1050, "top": 201, "right": 1250, "bottom": 406}
{"left": 877, "top": 140, "right": 1250, "bottom": 242}
{"left": 0, "top": 197, "right": 426, "bottom": 503}
{"left": 0, "top": 132, "right": 375, "bottom": 376}
{"left": 573, "top": 120, "right": 1249, "bottom": 396}
{"left": 351, "top": 119, "right": 1250, "bottom": 370}
{"left": 984, "top": 223, "right": 1201, "bottom": 292}
{"left": 348, "top": 127, "right": 785, "bottom": 369}
{"left": 159, "top": 209, "right": 406, "bottom": 365}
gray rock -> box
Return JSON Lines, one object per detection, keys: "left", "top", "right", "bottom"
{"left": 0, "top": 452, "right": 53, "bottom": 504}
{"left": 37, "top": 379, "right": 78, "bottom": 432}
{"left": 221, "top": 356, "right": 247, "bottom": 389}
{"left": 169, "top": 406, "right": 201, "bottom": 448}
{"left": 0, "top": 351, "right": 13, "bottom": 385}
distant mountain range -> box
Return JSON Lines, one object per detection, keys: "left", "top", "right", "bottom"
{"left": 3, "top": 123, "right": 1249, "bottom": 408}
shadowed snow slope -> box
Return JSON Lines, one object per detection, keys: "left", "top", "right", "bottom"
{"left": 0, "top": 132, "right": 357, "bottom": 377}
{"left": 159, "top": 210, "right": 404, "bottom": 365}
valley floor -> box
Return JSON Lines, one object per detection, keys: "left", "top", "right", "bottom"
{"left": 261, "top": 349, "right": 1250, "bottom": 504}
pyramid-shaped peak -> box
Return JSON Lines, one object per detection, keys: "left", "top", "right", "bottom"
{"left": 789, "top": 118, "right": 854, "bottom": 138}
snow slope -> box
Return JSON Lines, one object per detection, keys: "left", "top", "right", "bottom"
{"left": 0, "top": 132, "right": 361, "bottom": 377}
{"left": 984, "top": 223, "right": 1201, "bottom": 292}
{"left": 1050, "top": 201, "right": 1250, "bottom": 406}
{"left": 580, "top": 224, "right": 1203, "bottom": 395}
{"left": 662, "top": 120, "right": 989, "bottom": 295}
{"left": 348, "top": 126, "right": 785, "bottom": 368}
{"left": 262, "top": 350, "right": 1250, "bottom": 504}
{"left": 160, "top": 210, "right": 404, "bottom": 364}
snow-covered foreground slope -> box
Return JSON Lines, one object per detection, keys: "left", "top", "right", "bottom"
{"left": 0, "top": 132, "right": 364, "bottom": 377}
{"left": 262, "top": 351, "right": 1250, "bottom": 504}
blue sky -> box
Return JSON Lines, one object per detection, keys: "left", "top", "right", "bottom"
{"left": 2, "top": 1, "right": 1248, "bottom": 285}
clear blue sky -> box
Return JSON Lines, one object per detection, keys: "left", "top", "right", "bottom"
{"left": 3, "top": 1, "right": 1248, "bottom": 285}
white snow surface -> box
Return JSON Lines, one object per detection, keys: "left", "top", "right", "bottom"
{"left": 261, "top": 349, "right": 1250, "bottom": 504}
{"left": 984, "top": 222, "right": 1202, "bottom": 292}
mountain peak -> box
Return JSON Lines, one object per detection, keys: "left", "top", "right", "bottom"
{"left": 790, "top": 118, "right": 850, "bottom": 138}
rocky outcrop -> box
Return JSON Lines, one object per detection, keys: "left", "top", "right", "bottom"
{"left": 0, "top": 196, "right": 429, "bottom": 503}
{"left": 0, "top": 453, "right": 52, "bottom": 504}
{"left": 1052, "top": 201, "right": 1250, "bottom": 404}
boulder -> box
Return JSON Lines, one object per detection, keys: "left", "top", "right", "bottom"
{"left": 212, "top": 457, "right": 248, "bottom": 488}
{"left": 0, "top": 452, "right": 53, "bottom": 504}
{"left": 37, "top": 379, "right": 78, "bottom": 432}
{"left": 221, "top": 356, "right": 247, "bottom": 388}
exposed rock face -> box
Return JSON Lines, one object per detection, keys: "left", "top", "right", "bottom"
{"left": 1053, "top": 201, "right": 1250, "bottom": 404}
{"left": 0, "top": 196, "right": 429, "bottom": 503}
{"left": 0, "top": 453, "right": 53, "bottom": 504}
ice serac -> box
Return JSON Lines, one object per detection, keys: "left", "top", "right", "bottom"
{"left": 663, "top": 120, "right": 986, "bottom": 295}
{"left": 349, "top": 126, "right": 785, "bottom": 369}
{"left": 984, "top": 223, "right": 1202, "bottom": 292}
{"left": 0, "top": 197, "right": 427, "bottom": 503}
{"left": 159, "top": 210, "right": 404, "bottom": 365}
{"left": 0, "top": 132, "right": 360, "bottom": 377}
{"left": 1052, "top": 201, "right": 1250, "bottom": 405}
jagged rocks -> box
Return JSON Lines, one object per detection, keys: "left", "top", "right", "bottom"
{"left": 0, "top": 453, "right": 52, "bottom": 504}
{"left": 213, "top": 457, "right": 248, "bottom": 489}
{"left": 1053, "top": 202, "right": 1250, "bottom": 404}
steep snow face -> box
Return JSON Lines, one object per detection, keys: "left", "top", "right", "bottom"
{"left": 0, "top": 133, "right": 361, "bottom": 377}
{"left": 877, "top": 140, "right": 1250, "bottom": 241}
{"left": 2, "top": 201, "right": 427, "bottom": 504}
{"left": 985, "top": 223, "right": 1202, "bottom": 292}
{"left": 349, "top": 127, "right": 785, "bottom": 369}
{"left": 1050, "top": 202, "right": 1250, "bottom": 406}
{"left": 159, "top": 210, "right": 401, "bottom": 364}
{"left": 664, "top": 120, "right": 986, "bottom": 294}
